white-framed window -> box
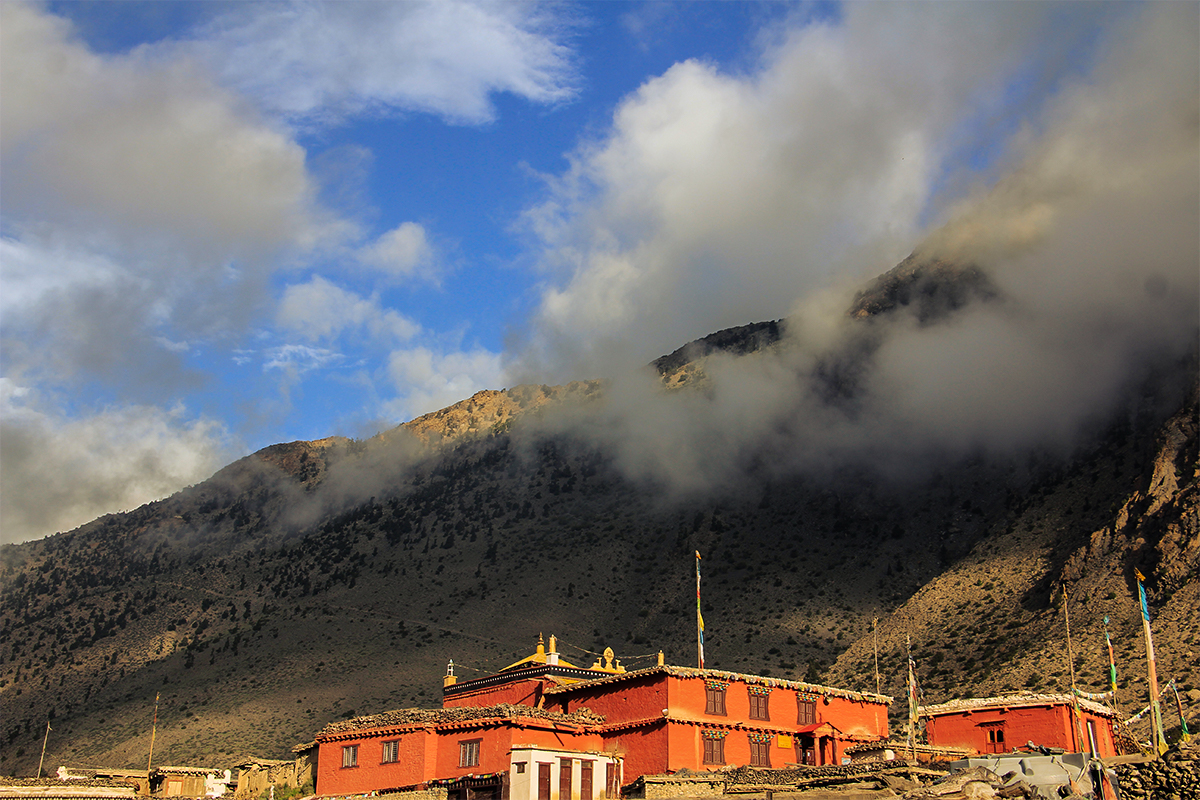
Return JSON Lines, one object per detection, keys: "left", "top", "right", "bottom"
{"left": 459, "top": 739, "right": 481, "bottom": 768}
{"left": 342, "top": 744, "right": 359, "bottom": 768}
{"left": 382, "top": 740, "right": 399, "bottom": 763}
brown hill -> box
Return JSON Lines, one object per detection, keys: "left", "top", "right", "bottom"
{"left": 1, "top": 254, "right": 1195, "bottom": 776}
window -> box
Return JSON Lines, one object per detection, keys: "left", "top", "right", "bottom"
{"left": 705, "top": 686, "right": 727, "bottom": 715}
{"left": 342, "top": 745, "right": 358, "bottom": 768}
{"left": 702, "top": 737, "right": 725, "bottom": 765}
{"left": 749, "top": 692, "right": 770, "bottom": 721}
{"left": 797, "top": 699, "right": 816, "bottom": 725}
{"left": 559, "top": 758, "right": 572, "bottom": 800}
{"left": 580, "top": 760, "right": 593, "bottom": 800}
{"left": 382, "top": 740, "right": 398, "bottom": 763}
{"left": 514, "top": 763, "right": 526, "bottom": 774}
{"left": 749, "top": 739, "right": 771, "bottom": 767}
{"left": 459, "top": 739, "right": 481, "bottom": 767}
{"left": 984, "top": 726, "right": 1005, "bottom": 754}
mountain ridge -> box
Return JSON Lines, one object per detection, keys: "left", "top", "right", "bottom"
{"left": 1, "top": 253, "right": 1196, "bottom": 775}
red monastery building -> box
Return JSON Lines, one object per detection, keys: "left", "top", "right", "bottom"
{"left": 920, "top": 694, "right": 1122, "bottom": 758}
{"left": 314, "top": 636, "right": 891, "bottom": 798}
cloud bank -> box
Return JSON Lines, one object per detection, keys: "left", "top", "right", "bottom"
{"left": 519, "top": 2, "right": 1198, "bottom": 496}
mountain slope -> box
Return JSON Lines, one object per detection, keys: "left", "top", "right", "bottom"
{"left": 1, "top": 254, "right": 1195, "bottom": 775}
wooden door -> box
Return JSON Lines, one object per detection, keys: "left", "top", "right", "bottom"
{"left": 559, "top": 759, "right": 572, "bottom": 800}
{"left": 538, "top": 764, "right": 551, "bottom": 800}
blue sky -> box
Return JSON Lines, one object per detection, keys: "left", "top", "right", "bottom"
{"left": 2, "top": 1, "right": 1197, "bottom": 543}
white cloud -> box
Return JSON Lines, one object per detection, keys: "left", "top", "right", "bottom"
{"left": 277, "top": 275, "right": 421, "bottom": 343}
{"left": 262, "top": 344, "right": 343, "bottom": 373}
{"left": 515, "top": 3, "right": 1084, "bottom": 381}
{"left": 0, "top": 379, "right": 235, "bottom": 544}
{"left": 385, "top": 346, "right": 507, "bottom": 421}
{"left": 179, "top": 0, "right": 578, "bottom": 126}
{"left": 0, "top": 2, "right": 330, "bottom": 259}
{"left": 358, "top": 222, "right": 438, "bottom": 281}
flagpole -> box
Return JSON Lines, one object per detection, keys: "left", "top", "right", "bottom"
{"left": 872, "top": 617, "right": 881, "bottom": 696}
{"left": 1104, "top": 615, "right": 1119, "bottom": 716}
{"left": 1134, "top": 569, "right": 1167, "bottom": 754}
{"left": 147, "top": 692, "right": 160, "bottom": 778}
{"left": 37, "top": 719, "right": 51, "bottom": 779}
{"left": 1063, "top": 585, "right": 1087, "bottom": 754}
{"left": 1170, "top": 680, "right": 1192, "bottom": 744}
{"left": 906, "top": 633, "right": 917, "bottom": 761}
{"left": 696, "top": 550, "right": 702, "bottom": 669}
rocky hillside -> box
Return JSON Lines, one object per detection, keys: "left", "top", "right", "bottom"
{"left": 1, "top": 254, "right": 1195, "bottom": 775}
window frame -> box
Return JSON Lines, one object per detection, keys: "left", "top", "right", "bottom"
{"left": 341, "top": 744, "right": 359, "bottom": 769}
{"left": 749, "top": 739, "right": 771, "bottom": 767}
{"left": 748, "top": 692, "right": 770, "bottom": 721}
{"left": 381, "top": 740, "right": 399, "bottom": 764}
{"left": 459, "top": 739, "right": 481, "bottom": 768}
{"left": 702, "top": 736, "right": 725, "bottom": 765}
{"left": 705, "top": 686, "right": 727, "bottom": 716}
{"left": 797, "top": 699, "right": 816, "bottom": 725}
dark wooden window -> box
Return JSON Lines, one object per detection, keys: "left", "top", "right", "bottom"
{"left": 381, "top": 740, "right": 399, "bottom": 763}
{"left": 605, "top": 763, "right": 618, "bottom": 799}
{"left": 749, "top": 692, "right": 770, "bottom": 721}
{"left": 705, "top": 687, "right": 727, "bottom": 715}
{"left": 514, "top": 763, "right": 526, "bottom": 774}
{"left": 702, "top": 737, "right": 725, "bottom": 765}
{"left": 459, "top": 739, "right": 481, "bottom": 767}
{"left": 797, "top": 699, "right": 816, "bottom": 725}
{"left": 341, "top": 745, "right": 358, "bottom": 768}
{"left": 559, "top": 758, "right": 573, "bottom": 800}
{"left": 538, "top": 763, "right": 551, "bottom": 800}
{"left": 580, "top": 761, "right": 593, "bottom": 800}
{"left": 984, "top": 726, "right": 1005, "bottom": 754}
{"left": 749, "top": 740, "right": 770, "bottom": 767}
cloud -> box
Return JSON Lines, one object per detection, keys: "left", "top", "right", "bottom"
{"left": 358, "top": 222, "right": 439, "bottom": 281}
{"left": 178, "top": 0, "right": 578, "bottom": 126}
{"left": 0, "top": 379, "right": 235, "bottom": 544}
{"left": 385, "top": 346, "right": 507, "bottom": 421}
{"left": 277, "top": 275, "right": 422, "bottom": 343}
{"left": 516, "top": 3, "right": 1198, "bottom": 496}
{"left": 0, "top": 2, "right": 347, "bottom": 401}
{"left": 516, "top": 3, "right": 1073, "bottom": 383}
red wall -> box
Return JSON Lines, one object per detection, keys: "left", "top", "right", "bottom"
{"left": 317, "top": 721, "right": 609, "bottom": 795}
{"left": 925, "top": 704, "right": 1118, "bottom": 757}
{"left": 554, "top": 673, "right": 888, "bottom": 776}
{"left": 443, "top": 679, "right": 545, "bottom": 709}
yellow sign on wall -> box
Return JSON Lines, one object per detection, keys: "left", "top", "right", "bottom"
{"left": 777, "top": 735, "right": 793, "bottom": 748}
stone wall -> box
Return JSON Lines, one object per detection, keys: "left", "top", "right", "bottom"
{"left": 1113, "top": 741, "right": 1199, "bottom": 800}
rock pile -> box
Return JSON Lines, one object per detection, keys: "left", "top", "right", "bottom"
{"left": 1114, "top": 741, "right": 1200, "bottom": 800}
{"left": 318, "top": 703, "right": 605, "bottom": 735}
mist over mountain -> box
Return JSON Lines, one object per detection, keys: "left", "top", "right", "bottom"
{"left": 1, "top": 243, "right": 1195, "bottom": 775}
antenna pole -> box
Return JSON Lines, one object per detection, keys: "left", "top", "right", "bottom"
{"left": 906, "top": 633, "right": 917, "bottom": 761}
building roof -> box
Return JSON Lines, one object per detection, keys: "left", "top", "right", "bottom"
{"left": 542, "top": 665, "right": 893, "bottom": 705}
{"left": 919, "top": 693, "right": 1119, "bottom": 719}
{"left": 316, "top": 703, "right": 606, "bottom": 739}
